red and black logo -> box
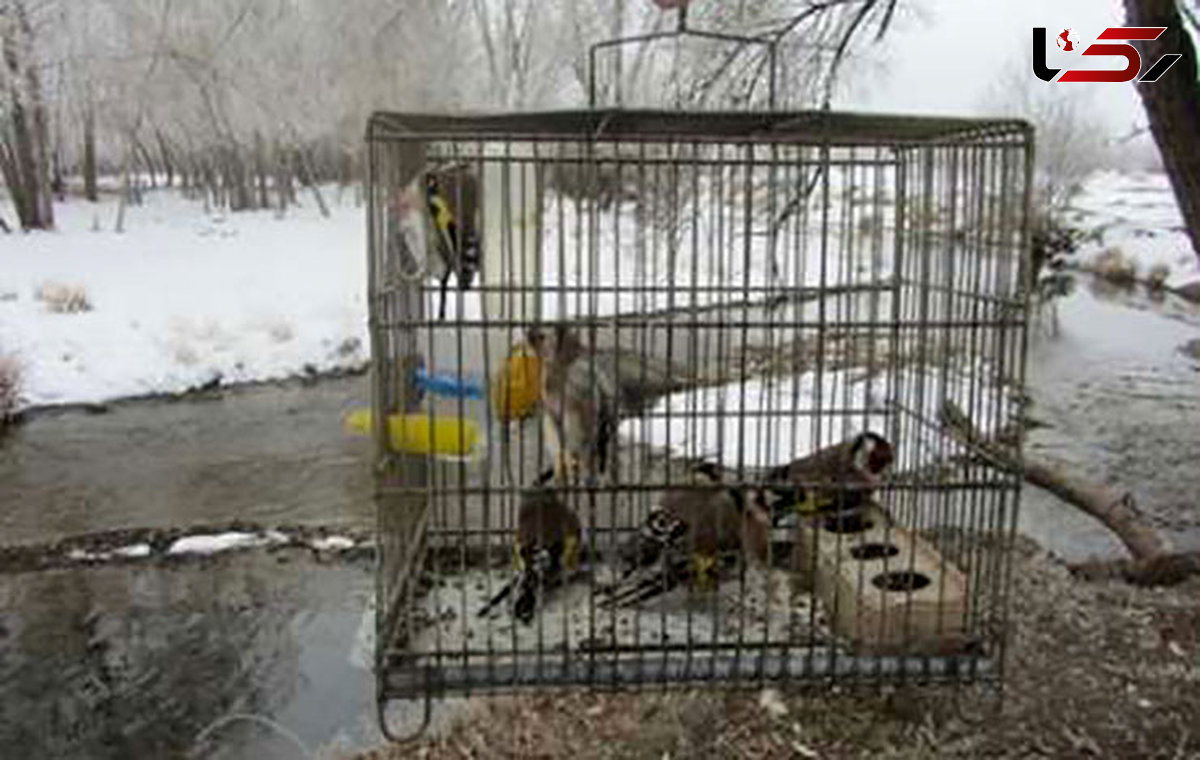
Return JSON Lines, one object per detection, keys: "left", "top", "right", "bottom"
{"left": 1033, "top": 27, "right": 1181, "bottom": 83}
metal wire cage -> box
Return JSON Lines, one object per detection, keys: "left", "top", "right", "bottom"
{"left": 366, "top": 109, "right": 1033, "bottom": 738}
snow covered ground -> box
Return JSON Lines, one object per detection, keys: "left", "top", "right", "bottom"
{"left": 0, "top": 188, "right": 368, "bottom": 408}
{"left": 620, "top": 363, "right": 1009, "bottom": 470}
{"left": 1067, "top": 170, "right": 1200, "bottom": 287}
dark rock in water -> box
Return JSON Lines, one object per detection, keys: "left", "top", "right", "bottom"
{"left": 1174, "top": 280, "right": 1200, "bottom": 304}
{"left": 1179, "top": 339, "right": 1200, "bottom": 362}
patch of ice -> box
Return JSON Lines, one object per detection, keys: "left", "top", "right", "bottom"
{"left": 311, "top": 535, "right": 356, "bottom": 552}
{"left": 166, "top": 531, "right": 271, "bottom": 556}
{"left": 67, "top": 548, "right": 111, "bottom": 562}
{"left": 114, "top": 543, "right": 152, "bottom": 558}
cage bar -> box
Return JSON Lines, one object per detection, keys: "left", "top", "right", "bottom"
{"left": 367, "top": 109, "right": 1032, "bottom": 738}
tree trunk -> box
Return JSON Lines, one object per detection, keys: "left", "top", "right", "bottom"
{"left": 4, "top": 64, "right": 40, "bottom": 228}
{"left": 154, "top": 129, "right": 174, "bottom": 188}
{"left": 82, "top": 104, "right": 98, "bottom": 201}
{"left": 1, "top": 0, "right": 52, "bottom": 229}
{"left": 1124, "top": 0, "right": 1200, "bottom": 261}
{"left": 30, "top": 73, "right": 53, "bottom": 227}
{"left": 134, "top": 136, "right": 157, "bottom": 189}
{"left": 254, "top": 132, "right": 268, "bottom": 210}
{"left": 297, "top": 147, "right": 330, "bottom": 218}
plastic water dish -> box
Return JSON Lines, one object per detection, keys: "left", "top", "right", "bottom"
{"left": 343, "top": 408, "right": 482, "bottom": 461}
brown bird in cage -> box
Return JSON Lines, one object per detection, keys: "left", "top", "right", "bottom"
{"left": 526, "top": 323, "right": 618, "bottom": 485}
{"left": 764, "top": 431, "right": 895, "bottom": 525}
{"left": 603, "top": 462, "right": 771, "bottom": 607}
{"left": 478, "top": 468, "right": 583, "bottom": 624}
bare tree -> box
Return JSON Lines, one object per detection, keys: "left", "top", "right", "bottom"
{"left": 979, "top": 60, "right": 1110, "bottom": 211}
{"left": 1, "top": 0, "right": 54, "bottom": 230}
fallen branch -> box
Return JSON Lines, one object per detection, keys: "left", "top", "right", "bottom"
{"left": 939, "top": 400, "right": 1200, "bottom": 586}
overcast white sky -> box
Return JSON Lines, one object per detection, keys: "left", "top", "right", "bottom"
{"left": 847, "top": 0, "right": 1146, "bottom": 134}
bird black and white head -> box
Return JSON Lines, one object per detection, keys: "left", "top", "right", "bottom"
{"left": 849, "top": 431, "right": 894, "bottom": 482}
{"left": 526, "top": 323, "right": 584, "bottom": 365}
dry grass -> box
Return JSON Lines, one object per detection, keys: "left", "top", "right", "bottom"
{"left": 1089, "top": 248, "right": 1139, "bottom": 288}
{"left": 35, "top": 281, "right": 92, "bottom": 313}
{"left": 1146, "top": 264, "right": 1171, "bottom": 292}
{"left": 359, "top": 539, "right": 1200, "bottom": 759}
{"left": 0, "top": 352, "right": 20, "bottom": 427}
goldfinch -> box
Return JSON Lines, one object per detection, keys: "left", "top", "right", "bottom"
{"left": 603, "top": 463, "right": 770, "bottom": 607}
{"left": 478, "top": 469, "right": 583, "bottom": 623}
{"left": 526, "top": 324, "right": 618, "bottom": 485}
{"left": 764, "top": 431, "right": 894, "bottom": 524}
{"left": 423, "top": 167, "right": 480, "bottom": 321}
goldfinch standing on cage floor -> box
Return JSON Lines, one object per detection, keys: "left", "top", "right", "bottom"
{"left": 478, "top": 469, "right": 583, "bottom": 624}
{"left": 526, "top": 324, "right": 619, "bottom": 486}
{"left": 764, "top": 431, "right": 895, "bottom": 525}
{"left": 602, "top": 462, "right": 771, "bottom": 608}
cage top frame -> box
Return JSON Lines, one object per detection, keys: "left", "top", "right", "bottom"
{"left": 366, "top": 108, "right": 1032, "bottom": 148}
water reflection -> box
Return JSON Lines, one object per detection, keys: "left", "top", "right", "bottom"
{"left": 0, "top": 552, "right": 377, "bottom": 759}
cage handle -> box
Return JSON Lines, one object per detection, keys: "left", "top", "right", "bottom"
{"left": 587, "top": 5, "right": 778, "bottom": 110}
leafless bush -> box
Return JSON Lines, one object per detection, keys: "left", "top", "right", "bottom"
{"left": 0, "top": 353, "right": 21, "bottom": 427}
{"left": 35, "top": 281, "right": 92, "bottom": 313}
{"left": 1090, "top": 248, "right": 1138, "bottom": 287}
{"left": 1146, "top": 263, "right": 1171, "bottom": 291}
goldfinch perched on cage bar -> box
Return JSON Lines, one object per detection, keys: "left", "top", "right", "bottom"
{"left": 386, "top": 165, "right": 480, "bottom": 321}
{"left": 525, "top": 323, "right": 619, "bottom": 485}
{"left": 764, "top": 431, "right": 894, "bottom": 525}
{"left": 423, "top": 168, "right": 480, "bottom": 321}
{"left": 478, "top": 469, "right": 583, "bottom": 623}
{"left": 602, "top": 463, "right": 771, "bottom": 608}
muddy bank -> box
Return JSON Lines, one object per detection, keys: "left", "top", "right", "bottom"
{"left": 0, "top": 520, "right": 373, "bottom": 574}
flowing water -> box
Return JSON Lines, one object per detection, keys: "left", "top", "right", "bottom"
{"left": 1019, "top": 281, "right": 1200, "bottom": 559}
{"left": 0, "top": 375, "right": 373, "bottom": 547}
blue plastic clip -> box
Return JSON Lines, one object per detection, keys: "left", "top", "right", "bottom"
{"left": 414, "top": 367, "right": 484, "bottom": 400}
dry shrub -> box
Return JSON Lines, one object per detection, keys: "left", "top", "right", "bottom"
{"left": 1090, "top": 248, "right": 1138, "bottom": 287}
{"left": 36, "top": 281, "right": 92, "bottom": 313}
{"left": 0, "top": 352, "right": 20, "bottom": 426}
{"left": 1145, "top": 263, "right": 1171, "bottom": 291}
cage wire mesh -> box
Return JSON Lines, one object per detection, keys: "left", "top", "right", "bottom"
{"left": 367, "top": 110, "right": 1033, "bottom": 736}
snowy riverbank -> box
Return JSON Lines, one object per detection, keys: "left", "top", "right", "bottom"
{"left": 0, "top": 188, "right": 368, "bottom": 408}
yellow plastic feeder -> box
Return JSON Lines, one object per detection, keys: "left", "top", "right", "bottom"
{"left": 343, "top": 408, "right": 482, "bottom": 461}
{"left": 489, "top": 342, "right": 542, "bottom": 423}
